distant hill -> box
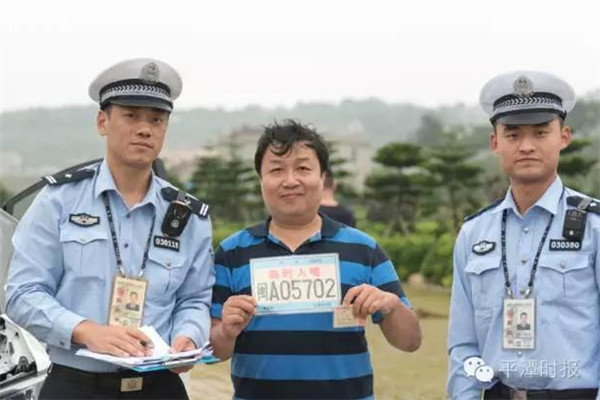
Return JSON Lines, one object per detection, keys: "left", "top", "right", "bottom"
{"left": 0, "top": 99, "right": 487, "bottom": 170}
{"left": 1, "top": 92, "right": 598, "bottom": 181}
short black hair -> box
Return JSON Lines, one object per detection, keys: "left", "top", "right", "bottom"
{"left": 254, "top": 119, "right": 329, "bottom": 175}
{"left": 520, "top": 312, "right": 528, "bottom": 317}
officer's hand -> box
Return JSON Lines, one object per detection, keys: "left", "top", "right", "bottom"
{"left": 343, "top": 284, "right": 399, "bottom": 319}
{"left": 72, "top": 320, "right": 153, "bottom": 358}
{"left": 221, "top": 295, "right": 256, "bottom": 339}
{"left": 168, "top": 335, "right": 196, "bottom": 374}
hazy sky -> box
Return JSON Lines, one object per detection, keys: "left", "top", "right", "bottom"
{"left": 1, "top": 0, "right": 599, "bottom": 112}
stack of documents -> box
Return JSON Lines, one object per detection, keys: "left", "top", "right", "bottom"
{"left": 75, "top": 326, "right": 219, "bottom": 372}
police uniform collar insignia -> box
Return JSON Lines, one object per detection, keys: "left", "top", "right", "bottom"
{"left": 513, "top": 75, "right": 534, "bottom": 97}
{"left": 140, "top": 62, "right": 159, "bottom": 84}
{"left": 567, "top": 195, "right": 600, "bottom": 215}
{"left": 160, "top": 187, "right": 210, "bottom": 218}
{"left": 69, "top": 213, "right": 100, "bottom": 227}
{"left": 159, "top": 187, "right": 209, "bottom": 238}
{"left": 463, "top": 199, "right": 503, "bottom": 223}
{"left": 472, "top": 240, "right": 496, "bottom": 255}
{"left": 43, "top": 168, "right": 95, "bottom": 186}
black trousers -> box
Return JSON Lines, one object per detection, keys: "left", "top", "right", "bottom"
{"left": 39, "top": 364, "right": 189, "bottom": 400}
{"left": 484, "top": 382, "right": 598, "bottom": 400}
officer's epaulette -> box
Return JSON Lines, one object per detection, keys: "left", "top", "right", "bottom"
{"left": 566, "top": 195, "right": 600, "bottom": 215}
{"left": 463, "top": 198, "right": 503, "bottom": 223}
{"left": 161, "top": 187, "right": 210, "bottom": 218}
{"left": 42, "top": 169, "right": 95, "bottom": 186}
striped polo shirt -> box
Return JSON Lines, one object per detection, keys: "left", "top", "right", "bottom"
{"left": 210, "top": 215, "right": 411, "bottom": 400}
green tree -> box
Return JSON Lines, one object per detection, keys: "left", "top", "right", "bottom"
{"left": 190, "top": 144, "right": 262, "bottom": 225}
{"left": 326, "top": 139, "right": 357, "bottom": 201}
{"left": 459, "top": 124, "right": 494, "bottom": 152}
{"left": 365, "top": 143, "right": 429, "bottom": 235}
{"left": 422, "top": 132, "right": 485, "bottom": 233}
{"left": 413, "top": 114, "right": 444, "bottom": 147}
{"left": 482, "top": 173, "right": 509, "bottom": 203}
{"left": 559, "top": 137, "right": 598, "bottom": 192}
{"left": 568, "top": 94, "right": 600, "bottom": 133}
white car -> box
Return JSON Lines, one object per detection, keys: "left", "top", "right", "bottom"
{"left": 0, "top": 208, "right": 50, "bottom": 400}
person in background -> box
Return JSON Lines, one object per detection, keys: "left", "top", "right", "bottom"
{"left": 319, "top": 169, "right": 356, "bottom": 227}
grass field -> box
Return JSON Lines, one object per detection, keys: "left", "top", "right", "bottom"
{"left": 189, "top": 285, "right": 451, "bottom": 400}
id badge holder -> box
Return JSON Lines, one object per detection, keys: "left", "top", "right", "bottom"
{"left": 502, "top": 297, "right": 535, "bottom": 350}
{"left": 108, "top": 274, "right": 148, "bottom": 328}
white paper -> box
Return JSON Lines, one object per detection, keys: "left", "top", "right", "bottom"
{"left": 139, "top": 325, "right": 170, "bottom": 356}
{"left": 75, "top": 325, "right": 212, "bottom": 369}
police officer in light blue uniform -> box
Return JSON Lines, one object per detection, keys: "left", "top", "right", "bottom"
{"left": 447, "top": 71, "right": 600, "bottom": 400}
{"left": 5, "top": 58, "right": 215, "bottom": 399}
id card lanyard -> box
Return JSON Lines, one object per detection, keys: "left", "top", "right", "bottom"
{"left": 500, "top": 186, "right": 564, "bottom": 298}
{"left": 500, "top": 187, "right": 563, "bottom": 350}
{"left": 102, "top": 192, "right": 155, "bottom": 278}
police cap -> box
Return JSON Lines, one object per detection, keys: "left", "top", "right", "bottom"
{"left": 479, "top": 71, "right": 576, "bottom": 125}
{"left": 89, "top": 58, "right": 182, "bottom": 112}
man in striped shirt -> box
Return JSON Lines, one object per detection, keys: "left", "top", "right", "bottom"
{"left": 210, "top": 120, "right": 421, "bottom": 399}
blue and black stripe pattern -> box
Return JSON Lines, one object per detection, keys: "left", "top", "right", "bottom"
{"left": 211, "top": 215, "right": 411, "bottom": 400}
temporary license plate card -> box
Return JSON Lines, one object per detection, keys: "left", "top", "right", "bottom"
{"left": 250, "top": 253, "right": 341, "bottom": 315}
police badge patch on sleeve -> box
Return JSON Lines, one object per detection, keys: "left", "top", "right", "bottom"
{"left": 69, "top": 213, "right": 100, "bottom": 227}
{"left": 472, "top": 240, "right": 496, "bottom": 255}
